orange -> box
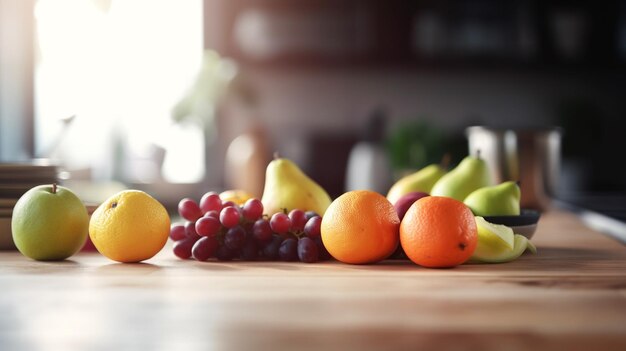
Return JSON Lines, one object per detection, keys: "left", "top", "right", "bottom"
{"left": 321, "top": 190, "right": 399, "bottom": 264}
{"left": 89, "top": 190, "right": 170, "bottom": 263}
{"left": 400, "top": 196, "right": 477, "bottom": 268}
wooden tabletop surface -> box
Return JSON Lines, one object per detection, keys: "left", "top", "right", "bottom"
{"left": 1, "top": 209, "right": 625, "bottom": 351}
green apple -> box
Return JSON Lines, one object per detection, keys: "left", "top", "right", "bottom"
{"left": 12, "top": 184, "right": 89, "bottom": 261}
{"left": 464, "top": 181, "right": 521, "bottom": 216}
{"left": 470, "top": 217, "right": 535, "bottom": 263}
{"left": 430, "top": 154, "right": 492, "bottom": 201}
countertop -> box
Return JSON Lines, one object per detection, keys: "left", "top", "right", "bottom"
{"left": 0, "top": 210, "right": 625, "bottom": 351}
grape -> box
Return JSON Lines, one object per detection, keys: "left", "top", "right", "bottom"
{"left": 262, "top": 234, "right": 283, "bottom": 260}
{"left": 278, "top": 238, "right": 298, "bottom": 261}
{"left": 224, "top": 226, "right": 246, "bottom": 250}
{"left": 169, "top": 224, "right": 186, "bottom": 241}
{"left": 173, "top": 238, "right": 195, "bottom": 259}
{"left": 241, "top": 221, "right": 254, "bottom": 233}
{"left": 304, "top": 216, "right": 322, "bottom": 238}
{"left": 192, "top": 236, "right": 218, "bottom": 261}
{"left": 195, "top": 216, "right": 221, "bottom": 237}
{"left": 288, "top": 209, "right": 307, "bottom": 232}
{"left": 221, "top": 201, "right": 236, "bottom": 208}
{"left": 220, "top": 206, "right": 241, "bottom": 228}
{"left": 200, "top": 192, "right": 222, "bottom": 213}
{"left": 313, "top": 237, "right": 331, "bottom": 261}
{"left": 298, "top": 237, "right": 319, "bottom": 263}
{"left": 305, "top": 211, "right": 320, "bottom": 221}
{"left": 178, "top": 198, "right": 203, "bottom": 221}
{"left": 270, "top": 213, "right": 291, "bottom": 234}
{"left": 184, "top": 221, "right": 201, "bottom": 241}
{"left": 242, "top": 198, "right": 263, "bottom": 221}
{"left": 252, "top": 219, "right": 273, "bottom": 243}
{"left": 173, "top": 194, "right": 329, "bottom": 264}
{"left": 204, "top": 210, "right": 219, "bottom": 220}
{"left": 240, "top": 240, "right": 259, "bottom": 261}
{"left": 215, "top": 245, "right": 235, "bottom": 261}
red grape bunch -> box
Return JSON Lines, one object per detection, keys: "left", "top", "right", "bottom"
{"left": 170, "top": 192, "right": 331, "bottom": 263}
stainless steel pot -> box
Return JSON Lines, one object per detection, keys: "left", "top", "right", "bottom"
{"left": 466, "top": 126, "right": 562, "bottom": 211}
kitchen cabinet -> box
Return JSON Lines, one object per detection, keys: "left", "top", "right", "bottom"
{"left": 1, "top": 209, "right": 625, "bottom": 350}
{"left": 204, "top": 0, "right": 626, "bottom": 71}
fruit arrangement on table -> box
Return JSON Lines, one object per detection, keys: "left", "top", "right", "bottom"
{"left": 9, "top": 151, "right": 537, "bottom": 268}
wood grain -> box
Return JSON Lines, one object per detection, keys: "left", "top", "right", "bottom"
{"left": 0, "top": 209, "right": 625, "bottom": 351}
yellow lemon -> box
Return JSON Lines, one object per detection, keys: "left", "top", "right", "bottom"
{"left": 89, "top": 190, "right": 170, "bottom": 263}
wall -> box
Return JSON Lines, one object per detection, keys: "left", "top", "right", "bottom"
{"left": 242, "top": 67, "right": 625, "bottom": 163}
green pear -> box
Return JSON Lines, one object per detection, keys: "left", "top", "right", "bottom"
{"left": 261, "top": 157, "right": 332, "bottom": 216}
{"left": 386, "top": 164, "right": 446, "bottom": 204}
{"left": 430, "top": 155, "right": 492, "bottom": 201}
{"left": 469, "top": 217, "right": 535, "bottom": 263}
{"left": 464, "top": 181, "right": 521, "bottom": 216}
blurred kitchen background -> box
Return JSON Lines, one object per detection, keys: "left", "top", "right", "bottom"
{"left": 1, "top": 0, "right": 626, "bottom": 213}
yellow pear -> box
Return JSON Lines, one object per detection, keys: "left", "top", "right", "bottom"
{"left": 387, "top": 164, "right": 446, "bottom": 204}
{"left": 261, "top": 157, "right": 332, "bottom": 216}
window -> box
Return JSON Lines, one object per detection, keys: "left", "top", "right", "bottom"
{"left": 35, "top": 0, "right": 204, "bottom": 183}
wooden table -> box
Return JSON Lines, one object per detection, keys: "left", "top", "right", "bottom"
{"left": 1, "top": 210, "right": 625, "bottom": 351}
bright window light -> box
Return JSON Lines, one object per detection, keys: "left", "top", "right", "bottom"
{"left": 34, "top": 0, "right": 204, "bottom": 183}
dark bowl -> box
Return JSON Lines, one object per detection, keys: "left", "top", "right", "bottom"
{"left": 483, "top": 209, "right": 541, "bottom": 239}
